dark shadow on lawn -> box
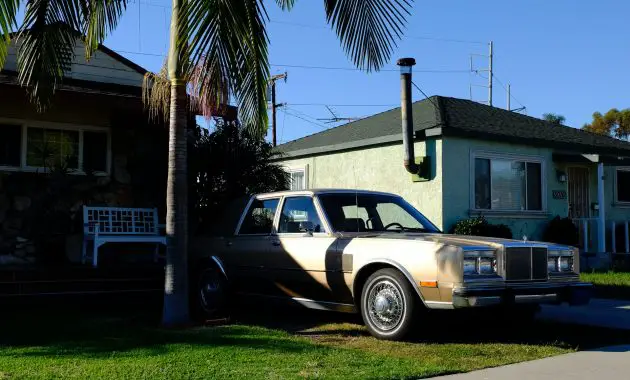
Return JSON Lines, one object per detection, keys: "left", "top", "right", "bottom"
{"left": 231, "top": 301, "right": 630, "bottom": 351}
{"left": 0, "top": 295, "right": 316, "bottom": 359}
{"left": 4, "top": 294, "right": 630, "bottom": 358}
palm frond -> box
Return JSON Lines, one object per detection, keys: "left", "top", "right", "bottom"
{"left": 180, "top": 0, "right": 270, "bottom": 137}
{"left": 14, "top": 0, "right": 127, "bottom": 110}
{"left": 142, "top": 63, "right": 171, "bottom": 122}
{"left": 0, "top": 0, "right": 20, "bottom": 68}
{"left": 275, "top": 0, "right": 295, "bottom": 10}
{"left": 17, "top": 1, "right": 80, "bottom": 109}
{"left": 81, "top": 0, "right": 128, "bottom": 60}
{"left": 324, "top": 0, "right": 412, "bottom": 71}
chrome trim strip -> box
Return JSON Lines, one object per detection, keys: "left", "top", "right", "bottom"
{"left": 312, "top": 195, "right": 334, "bottom": 235}
{"left": 234, "top": 196, "right": 255, "bottom": 235}
{"left": 514, "top": 294, "right": 558, "bottom": 303}
{"left": 425, "top": 301, "right": 455, "bottom": 310}
{"left": 236, "top": 292, "right": 356, "bottom": 313}
{"left": 211, "top": 256, "right": 228, "bottom": 280}
{"left": 290, "top": 297, "right": 356, "bottom": 313}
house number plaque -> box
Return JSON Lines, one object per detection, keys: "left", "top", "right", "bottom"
{"left": 552, "top": 190, "right": 567, "bottom": 199}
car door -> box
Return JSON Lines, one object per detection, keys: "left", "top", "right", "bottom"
{"left": 267, "top": 196, "right": 351, "bottom": 304}
{"left": 223, "top": 196, "right": 280, "bottom": 296}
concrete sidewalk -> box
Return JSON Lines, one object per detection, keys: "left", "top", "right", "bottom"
{"left": 537, "top": 298, "right": 630, "bottom": 330}
{"left": 437, "top": 345, "right": 630, "bottom": 379}
{"left": 438, "top": 299, "right": 630, "bottom": 379}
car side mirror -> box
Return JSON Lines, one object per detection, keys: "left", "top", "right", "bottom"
{"left": 299, "top": 221, "right": 314, "bottom": 235}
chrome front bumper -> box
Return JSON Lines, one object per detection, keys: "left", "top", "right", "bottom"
{"left": 452, "top": 282, "right": 593, "bottom": 308}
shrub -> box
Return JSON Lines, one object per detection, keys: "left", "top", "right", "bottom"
{"left": 449, "top": 216, "right": 513, "bottom": 239}
{"left": 542, "top": 216, "right": 579, "bottom": 246}
{"left": 189, "top": 121, "right": 289, "bottom": 234}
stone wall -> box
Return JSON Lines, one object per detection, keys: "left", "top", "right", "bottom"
{"left": 0, "top": 172, "right": 133, "bottom": 265}
{"left": 0, "top": 125, "right": 168, "bottom": 267}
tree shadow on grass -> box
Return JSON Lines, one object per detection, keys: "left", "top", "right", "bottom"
{"left": 0, "top": 295, "right": 318, "bottom": 359}
{"left": 4, "top": 295, "right": 630, "bottom": 360}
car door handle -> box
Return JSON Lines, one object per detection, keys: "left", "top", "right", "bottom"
{"left": 271, "top": 240, "right": 281, "bottom": 246}
{"left": 226, "top": 241, "right": 233, "bottom": 247}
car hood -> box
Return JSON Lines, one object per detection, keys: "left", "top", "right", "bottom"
{"left": 339, "top": 232, "right": 562, "bottom": 249}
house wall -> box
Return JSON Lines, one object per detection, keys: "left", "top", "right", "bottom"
{"left": 442, "top": 137, "right": 569, "bottom": 241}
{"left": 279, "top": 139, "right": 445, "bottom": 229}
{"left": 4, "top": 40, "right": 144, "bottom": 87}
{"left": 0, "top": 86, "right": 168, "bottom": 266}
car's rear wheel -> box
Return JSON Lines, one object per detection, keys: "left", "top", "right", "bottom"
{"left": 360, "top": 268, "right": 419, "bottom": 340}
{"left": 193, "top": 266, "right": 228, "bottom": 320}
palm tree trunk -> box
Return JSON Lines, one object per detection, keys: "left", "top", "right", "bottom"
{"left": 162, "top": 0, "right": 189, "bottom": 326}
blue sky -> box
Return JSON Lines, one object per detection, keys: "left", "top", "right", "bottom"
{"left": 18, "top": 1, "right": 630, "bottom": 143}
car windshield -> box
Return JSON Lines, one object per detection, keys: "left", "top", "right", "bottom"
{"left": 317, "top": 193, "right": 441, "bottom": 233}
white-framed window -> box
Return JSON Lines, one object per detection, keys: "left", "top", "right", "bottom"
{"left": 287, "top": 166, "right": 308, "bottom": 190}
{"left": 472, "top": 152, "right": 545, "bottom": 212}
{"left": 0, "top": 119, "right": 111, "bottom": 175}
{"left": 615, "top": 167, "right": 630, "bottom": 204}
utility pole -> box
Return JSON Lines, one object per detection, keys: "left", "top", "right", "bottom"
{"left": 507, "top": 83, "right": 511, "bottom": 111}
{"left": 270, "top": 72, "right": 288, "bottom": 146}
{"left": 469, "top": 40, "right": 494, "bottom": 106}
{"left": 488, "top": 41, "right": 493, "bottom": 107}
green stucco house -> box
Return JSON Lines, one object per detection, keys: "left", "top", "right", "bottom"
{"left": 276, "top": 96, "right": 630, "bottom": 255}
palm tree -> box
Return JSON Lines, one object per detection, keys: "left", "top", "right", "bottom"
{"left": 1, "top": 0, "right": 414, "bottom": 326}
{"left": 543, "top": 113, "right": 566, "bottom": 125}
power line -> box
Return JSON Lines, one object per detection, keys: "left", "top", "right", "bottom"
{"left": 287, "top": 102, "right": 397, "bottom": 107}
{"left": 112, "top": 50, "right": 470, "bottom": 73}
{"left": 269, "top": 64, "right": 469, "bottom": 73}
{"left": 127, "top": 4, "right": 486, "bottom": 46}
{"left": 493, "top": 74, "right": 525, "bottom": 109}
{"left": 411, "top": 81, "right": 439, "bottom": 110}
{"left": 269, "top": 20, "right": 485, "bottom": 45}
{"left": 284, "top": 110, "right": 330, "bottom": 130}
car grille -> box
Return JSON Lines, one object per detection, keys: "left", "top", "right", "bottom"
{"left": 504, "top": 247, "right": 548, "bottom": 281}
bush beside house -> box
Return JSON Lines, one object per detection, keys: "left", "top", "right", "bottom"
{"left": 542, "top": 216, "right": 579, "bottom": 246}
{"left": 449, "top": 216, "right": 513, "bottom": 239}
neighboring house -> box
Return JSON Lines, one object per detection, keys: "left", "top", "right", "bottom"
{"left": 0, "top": 37, "right": 170, "bottom": 265}
{"left": 276, "top": 96, "right": 630, "bottom": 254}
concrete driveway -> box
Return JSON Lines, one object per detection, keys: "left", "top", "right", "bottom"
{"left": 437, "top": 345, "right": 630, "bottom": 379}
{"left": 537, "top": 298, "right": 630, "bottom": 330}
{"left": 437, "top": 299, "right": 630, "bottom": 379}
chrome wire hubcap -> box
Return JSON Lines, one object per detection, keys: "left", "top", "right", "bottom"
{"left": 367, "top": 279, "right": 404, "bottom": 331}
{"left": 199, "top": 271, "right": 221, "bottom": 311}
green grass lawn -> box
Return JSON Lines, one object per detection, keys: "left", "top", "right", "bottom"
{"left": 581, "top": 271, "right": 630, "bottom": 299}
{"left": 1, "top": 297, "right": 629, "bottom": 379}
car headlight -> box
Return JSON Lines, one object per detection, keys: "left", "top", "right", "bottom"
{"left": 463, "top": 250, "right": 497, "bottom": 275}
{"left": 547, "top": 257, "right": 558, "bottom": 272}
{"left": 548, "top": 249, "right": 574, "bottom": 273}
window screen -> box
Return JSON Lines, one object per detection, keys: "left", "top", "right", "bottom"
{"left": 83, "top": 131, "right": 108, "bottom": 172}
{"left": 0, "top": 124, "right": 21, "bottom": 167}
{"left": 617, "top": 170, "right": 630, "bottom": 203}
{"left": 474, "top": 157, "right": 542, "bottom": 211}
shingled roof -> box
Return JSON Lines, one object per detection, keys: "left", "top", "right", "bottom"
{"left": 277, "top": 96, "right": 630, "bottom": 158}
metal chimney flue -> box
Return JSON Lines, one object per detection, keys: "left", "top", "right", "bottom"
{"left": 397, "top": 57, "right": 419, "bottom": 174}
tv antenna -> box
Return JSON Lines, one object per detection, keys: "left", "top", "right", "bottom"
{"left": 317, "top": 106, "right": 360, "bottom": 124}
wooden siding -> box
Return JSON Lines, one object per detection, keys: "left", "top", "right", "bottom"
{"left": 3, "top": 40, "right": 144, "bottom": 87}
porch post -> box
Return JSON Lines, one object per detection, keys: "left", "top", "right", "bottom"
{"left": 597, "top": 162, "right": 606, "bottom": 253}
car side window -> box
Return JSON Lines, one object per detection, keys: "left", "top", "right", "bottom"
{"left": 278, "top": 197, "right": 324, "bottom": 234}
{"left": 238, "top": 198, "right": 279, "bottom": 235}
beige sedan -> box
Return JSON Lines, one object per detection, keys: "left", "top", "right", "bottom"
{"left": 195, "top": 189, "right": 592, "bottom": 340}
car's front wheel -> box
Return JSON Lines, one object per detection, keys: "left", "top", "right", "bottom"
{"left": 360, "top": 268, "right": 419, "bottom": 340}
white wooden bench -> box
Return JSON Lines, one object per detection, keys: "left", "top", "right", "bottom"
{"left": 82, "top": 206, "right": 167, "bottom": 267}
